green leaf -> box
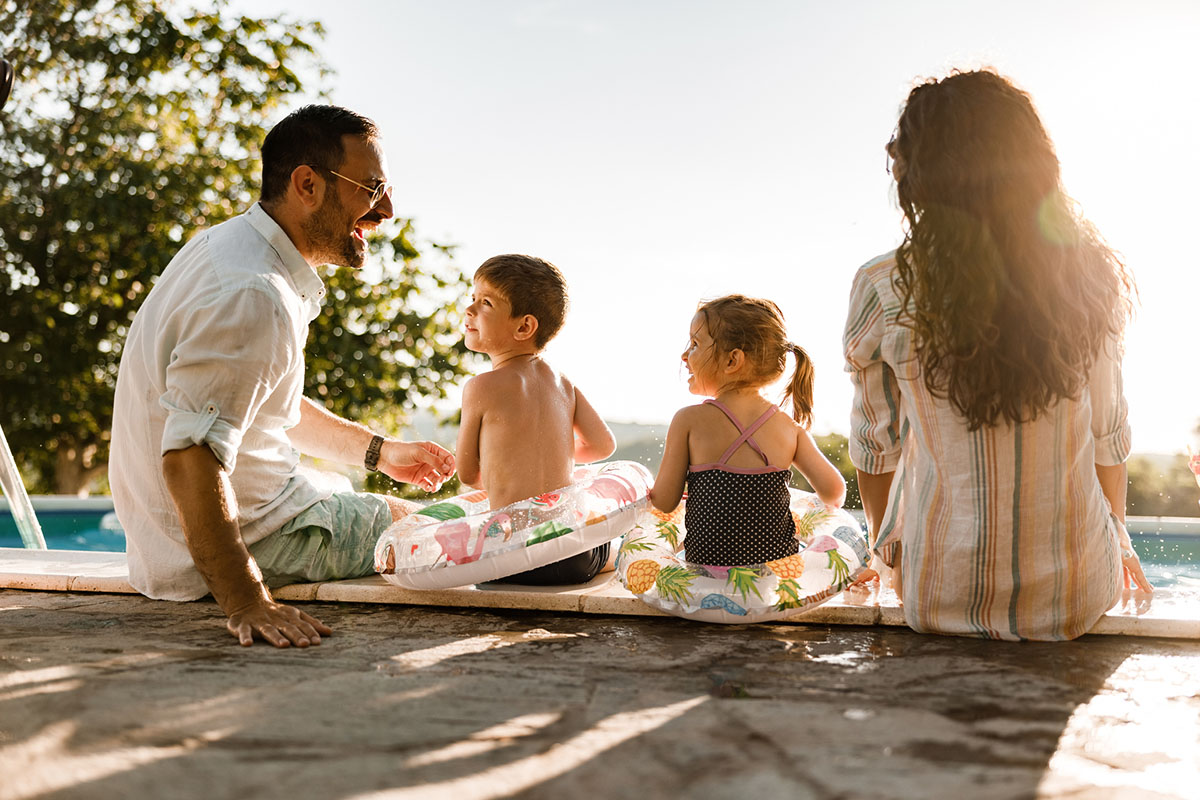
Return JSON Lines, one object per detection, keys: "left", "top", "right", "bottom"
{"left": 794, "top": 509, "right": 834, "bottom": 540}
{"left": 827, "top": 550, "right": 852, "bottom": 588}
{"left": 525, "top": 521, "right": 574, "bottom": 546}
{"left": 774, "top": 578, "right": 805, "bottom": 611}
{"left": 655, "top": 521, "right": 681, "bottom": 550}
{"left": 725, "top": 566, "right": 764, "bottom": 604}
{"left": 417, "top": 502, "right": 467, "bottom": 522}
{"left": 653, "top": 564, "right": 698, "bottom": 604}
{"left": 618, "top": 536, "right": 654, "bottom": 556}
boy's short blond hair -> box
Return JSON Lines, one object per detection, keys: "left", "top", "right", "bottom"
{"left": 474, "top": 254, "right": 568, "bottom": 349}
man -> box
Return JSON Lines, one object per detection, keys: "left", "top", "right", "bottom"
{"left": 111, "top": 105, "right": 455, "bottom": 648}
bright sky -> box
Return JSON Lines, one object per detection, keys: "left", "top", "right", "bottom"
{"left": 235, "top": 0, "right": 1200, "bottom": 453}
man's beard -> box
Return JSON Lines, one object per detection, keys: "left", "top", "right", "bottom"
{"left": 301, "top": 189, "right": 364, "bottom": 269}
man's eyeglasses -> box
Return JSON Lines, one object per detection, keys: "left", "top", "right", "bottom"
{"left": 319, "top": 166, "right": 392, "bottom": 207}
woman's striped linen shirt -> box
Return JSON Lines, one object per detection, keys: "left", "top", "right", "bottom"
{"left": 843, "top": 252, "right": 1128, "bottom": 641}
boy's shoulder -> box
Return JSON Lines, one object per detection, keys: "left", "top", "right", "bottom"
{"left": 463, "top": 367, "right": 510, "bottom": 400}
{"left": 464, "top": 358, "right": 572, "bottom": 400}
{"left": 535, "top": 357, "right": 573, "bottom": 391}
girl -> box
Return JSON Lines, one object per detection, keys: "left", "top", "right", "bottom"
{"left": 845, "top": 70, "right": 1151, "bottom": 641}
{"left": 650, "top": 295, "right": 845, "bottom": 566}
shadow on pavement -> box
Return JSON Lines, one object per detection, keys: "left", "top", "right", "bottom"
{"left": 1, "top": 592, "right": 1196, "bottom": 799}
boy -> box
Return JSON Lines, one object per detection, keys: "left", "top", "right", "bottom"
{"left": 456, "top": 254, "right": 617, "bottom": 584}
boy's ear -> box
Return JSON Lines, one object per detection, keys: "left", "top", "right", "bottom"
{"left": 513, "top": 314, "right": 539, "bottom": 343}
{"left": 724, "top": 349, "right": 745, "bottom": 374}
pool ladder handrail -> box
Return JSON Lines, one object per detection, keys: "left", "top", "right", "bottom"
{"left": 0, "top": 422, "right": 47, "bottom": 549}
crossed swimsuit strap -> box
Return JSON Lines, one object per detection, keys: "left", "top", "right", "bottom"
{"left": 703, "top": 398, "right": 778, "bottom": 467}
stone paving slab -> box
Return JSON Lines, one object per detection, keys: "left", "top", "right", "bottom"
{"left": 2, "top": 547, "right": 1196, "bottom": 639}
{"left": 1, "top": 590, "right": 1198, "bottom": 800}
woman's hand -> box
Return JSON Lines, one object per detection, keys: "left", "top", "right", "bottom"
{"left": 1121, "top": 545, "right": 1153, "bottom": 594}
{"left": 1113, "top": 514, "right": 1152, "bottom": 595}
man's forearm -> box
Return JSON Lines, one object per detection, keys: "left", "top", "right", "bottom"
{"left": 290, "top": 396, "right": 375, "bottom": 465}
{"left": 292, "top": 396, "right": 455, "bottom": 492}
{"left": 162, "top": 445, "right": 271, "bottom": 615}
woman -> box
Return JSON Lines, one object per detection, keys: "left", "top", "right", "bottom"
{"left": 843, "top": 70, "right": 1152, "bottom": 641}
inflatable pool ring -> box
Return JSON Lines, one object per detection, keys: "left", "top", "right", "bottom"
{"left": 616, "top": 489, "right": 868, "bottom": 623}
{"left": 375, "top": 460, "right": 652, "bottom": 589}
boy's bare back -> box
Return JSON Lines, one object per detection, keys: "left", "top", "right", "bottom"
{"left": 460, "top": 357, "right": 578, "bottom": 508}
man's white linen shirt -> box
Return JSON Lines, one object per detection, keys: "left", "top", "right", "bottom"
{"left": 111, "top": 203, "right": 331, "bottom": 600}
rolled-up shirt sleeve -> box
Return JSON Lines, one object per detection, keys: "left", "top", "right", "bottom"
{"left": 844, "top": 268, "right": 903, "bottom": 475}
{"left": 1088, "top": 336, "right": 1132, "bottom": 466}
{"left": 159, "top": 284, "right": 294, "bottom": 473}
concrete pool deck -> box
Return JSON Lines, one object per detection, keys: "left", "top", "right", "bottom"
{"left": 2, "top": 588, "right": 1198, "bottom": 799}
{"left": 2, "top": 548, "right": 1200, "bottom": 798}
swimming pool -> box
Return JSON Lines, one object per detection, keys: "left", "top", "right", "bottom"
{"left": 0, "top": 497, "right": 126, "bottom": 552}
{"left": 2, "top": 499, "right": 1198, "bottom": 590}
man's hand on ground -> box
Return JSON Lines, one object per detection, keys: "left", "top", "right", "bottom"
{"left": 226, "top": 598, "right": 333, "bottom": 648}
{"left": 379, "top": 440, "right": 456, "bottom": 492}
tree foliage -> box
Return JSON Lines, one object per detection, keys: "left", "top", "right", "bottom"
{"left": 1126, "top": 455, "right": 1200, "bottom": 518}
{"left": 0, "top": 0, "right": 472, "bottom": 494}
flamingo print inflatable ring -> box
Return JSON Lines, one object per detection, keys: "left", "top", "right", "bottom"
{"left": 375, "top": 461, "right": 651, "bottom": 589}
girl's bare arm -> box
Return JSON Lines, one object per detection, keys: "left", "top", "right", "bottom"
{"left": 793, "top": 428, "right": 846, "bottom": 507}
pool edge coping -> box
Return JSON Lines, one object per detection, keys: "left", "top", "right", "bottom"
{"left": 1, "top": 548, "right": 1196, "bottom": 640}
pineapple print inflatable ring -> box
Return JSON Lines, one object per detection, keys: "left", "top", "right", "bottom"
{"left": 617, "top": 489, "right": 868, "bottom": 623}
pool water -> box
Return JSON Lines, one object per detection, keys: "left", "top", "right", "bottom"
{"left": 1, "top": 507, "right": 1198, "bottom": 591}
{"left": 0, "top": 507, "right": 126, "bottom": 552}
{"left": 1130, "top": 533, "right": 1200, "bottom": 593}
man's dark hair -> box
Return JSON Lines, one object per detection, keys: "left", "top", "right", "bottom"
{"left": 475, "top": 254, "right": 569, "bottom": 350}
{"left": 260, "top": 104, "right": 379, "bottom": 203}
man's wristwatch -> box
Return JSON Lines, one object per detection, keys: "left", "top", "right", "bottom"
{"left": 364, "top": 434, "right": 385, "bottom": 472}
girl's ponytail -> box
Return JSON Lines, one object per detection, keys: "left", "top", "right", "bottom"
{"left": 784, "top": 342, "right": 814, "bottom": 429}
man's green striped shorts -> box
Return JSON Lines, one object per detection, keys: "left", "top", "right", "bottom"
{"left": 248, "top": 491, "right": 393, "bottom": 588}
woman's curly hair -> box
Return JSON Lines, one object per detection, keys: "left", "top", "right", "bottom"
{"left": 891, "top": 70, "right": 1135, "bottom": 430}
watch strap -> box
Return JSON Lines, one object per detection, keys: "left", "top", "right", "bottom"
{"left": 364, "top": 434, "right": 385, "bottom": 471}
